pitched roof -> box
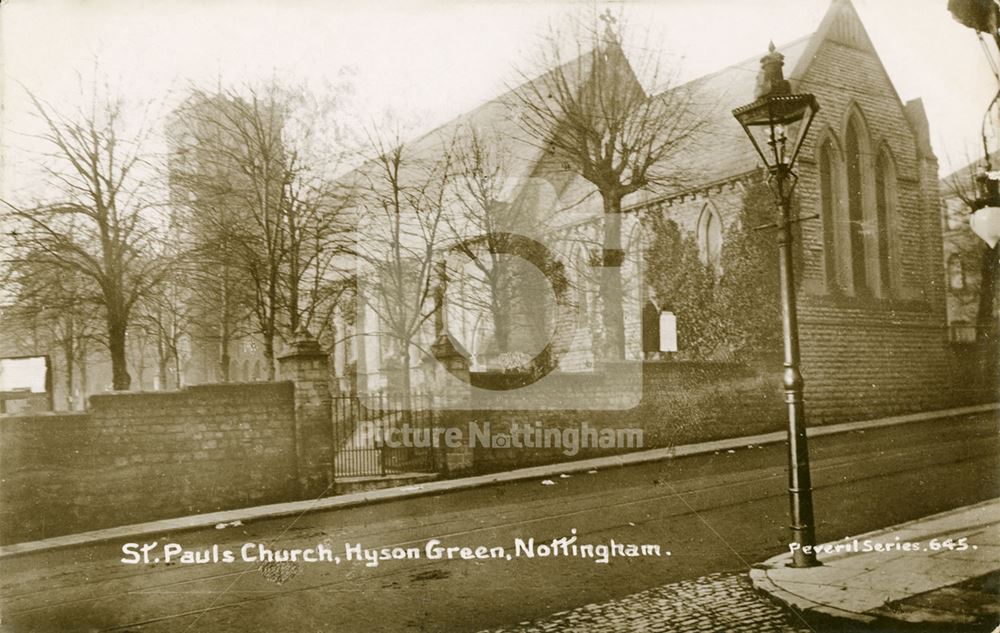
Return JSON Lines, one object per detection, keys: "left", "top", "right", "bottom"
{"left": 624, "top": 0, "right": 899, "bottom": 210}
{"left": 339, "top": 44, "right": 619, "bottom": 243}
{"left": 345, "top": 0, "right": 899, "bottom": 225}
{"left": 341, "top": 46, "right": 602, "bottom": 194}
{"left": 638, "top": 34, "right": 815, "bottom": 204}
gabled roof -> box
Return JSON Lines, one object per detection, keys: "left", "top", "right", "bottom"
{"left": 340, "top": 42, "right": 635, "bottom": 244}
{"left": 650, "top": 34, "right": 814, "bottom": 199}
{"left": 625, "top": 0, "right": 910, "bottom": 210}
{"left": 345, "top": 0, "right": 912, "bottom": 226}
{"left": 341, "top": 45, "right": 604, "bottom": 196}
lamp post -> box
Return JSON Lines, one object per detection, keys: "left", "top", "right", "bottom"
{"left": 733, "top": 42, "right": 820, "bottom": 568}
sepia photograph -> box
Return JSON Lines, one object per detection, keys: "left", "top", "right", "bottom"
{"left": 0, "top": 0, "right": 998, "bottom": 630}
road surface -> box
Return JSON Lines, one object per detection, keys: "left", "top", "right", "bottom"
{"left": 1, "top": 412, "right": 996, "bottom": 632}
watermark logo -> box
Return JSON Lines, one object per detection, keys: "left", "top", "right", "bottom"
{"left": 352, "top": 172, "right": 644, "bottom": 410}
{"left": 357, "top": 420, "right": 643, "bottom": 457}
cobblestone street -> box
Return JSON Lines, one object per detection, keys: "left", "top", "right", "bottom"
{"left": 478, "top": 573, "right": 814, "bottom": 633}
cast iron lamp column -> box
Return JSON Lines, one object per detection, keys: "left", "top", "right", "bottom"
{"left": 733, "top": 43, "right": 820, "bottom": 568}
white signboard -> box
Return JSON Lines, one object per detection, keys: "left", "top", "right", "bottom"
{"left": 0, "top": 356, "right": 47, "bottom": 393}
{"left": 659, "top": 311, "right": 678, "bottom": 353}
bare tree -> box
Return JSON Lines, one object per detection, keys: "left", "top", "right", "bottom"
{"left": 445, "top": 128, "right": 565, "bottom": 366}
{"left": 173, "top": 176, "right": 254, "bottom": 382}
{"left": 510, "top": 11, "right": 702, "bottom": 359}
{"left": 170, "top": 82, "right": 352, "bottom": 379}
{"left": 283, "top": 151, "right": 355, "bottom": 342}
{"left": 3, "top": 86, "right": 168, "bottom": 390}
{"left": 3, "top": 256, "right": 100, "bottom": 409}
{"left": 350, "top": 128, "right": 454, "bottom": 401}
{"left": 134, "top": 267, "right": 193, "bottom": 390}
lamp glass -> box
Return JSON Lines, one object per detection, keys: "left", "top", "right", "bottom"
{"left": 734, "top": 95, "right": 818, "bottom": 171}
{"left": 970, "top": 206, "right": 1000, "bottom": 248}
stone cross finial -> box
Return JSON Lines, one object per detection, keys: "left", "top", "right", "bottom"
{"left": 599, "top": 8, "right": 618, "bottom": 43}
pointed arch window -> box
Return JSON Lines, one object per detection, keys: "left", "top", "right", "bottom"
{"left": 697, "top": 205, "right": 723, "bottom": 270}
{"left": 818, "top": 136, "right": 840, "bottom": 292}
{"left": 874, "top": 148, "right": 899, "bottom": 297}
{"left": 845, "top": 117, "right": 869, "bottom": 296}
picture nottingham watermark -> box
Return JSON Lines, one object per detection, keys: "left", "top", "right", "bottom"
{"left": 357, "top": 421, "right": 643, "bottom": 456}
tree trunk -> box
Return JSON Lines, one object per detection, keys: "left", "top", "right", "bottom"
{"left": 264, "top": 332, "right": 276, "bottom": 381}
{"left": 157, "top": 328, "right": 169, "bottom": 390}
{"left": 220, "top": 317, "right": 232, "bottom": 383}
{"left": 220, "top": 261, "right": 232, "bottom": 382}
{"left": 491, "top": 272, "right": 511, "bottom": 355}
{"left": 174, "top": 346, "right": 183, "bottom": 388}
{"left": 63, "top": 339, "right": 74, "bottom": 411}
{"left": 600, "top": 196, "right": 626, "bottom": 360}
{"left": 400, "top": 346, "right": 413, "bottom": 435}
{"left": 77, "top": 348, "right": 88, "bottom": 411}
{"left": 288, "top": 211, "right": 301, "bottom": 336}
{"left": 108, "top": 316, "right": 131, "bottom": 391}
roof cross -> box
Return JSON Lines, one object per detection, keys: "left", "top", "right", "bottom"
{"left": 599, "top": 8, "right": 618, "bottom": 42}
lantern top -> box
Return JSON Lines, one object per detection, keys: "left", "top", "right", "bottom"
{"left": 735, "top": 38, "right": 819, "bottom": 129}
{"left": 732, "top": 93, "right": 819, "bottom": 128}
{"left": 755, "top": 40, "right": 791, "bottom": 99}
{"left": 732, "top": 42, "right": 821, "bottom": 172}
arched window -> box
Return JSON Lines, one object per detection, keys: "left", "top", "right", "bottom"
{"left": 845, "top": 117, "right": 869, "bottom": 296}
{"left": 874, "top": 149, "right": 899, "bottom": 297}
{"left": 818, "top": 136, "right": 840, "bottom": 292}
{"left": 948, "top": 254, "right": 965, "bottom": 290}
{"left": 697, "top": 204, "right": 723, "bottom": 269}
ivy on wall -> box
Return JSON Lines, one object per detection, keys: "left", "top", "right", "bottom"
{"left": 644, "top": 180, "right": 802, "bottom": 361}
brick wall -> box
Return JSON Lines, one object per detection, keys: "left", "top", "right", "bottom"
{"left": 791, "top": 37, "right": 959, "bottom": 421}
{"left": 627, "top": 33, "right": 969, "bottom": 425}
{"left": 444, "top": 353, "right": 992, "bottom": 474}
{"left": 0, "top": 382, "right": 299, "bottom": 544}
{"left": 445, "top": 360, "right": 785, "bottom": 473}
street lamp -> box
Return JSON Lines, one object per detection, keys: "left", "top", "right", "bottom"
{"left": 733, "top": 42, "right": 820, "bottom": 568}
{"left": 970, "top": 171, "right": 1000, "bottom": 248}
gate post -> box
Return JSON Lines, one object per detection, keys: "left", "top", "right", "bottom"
{"left": 278, "top": 328, "right": 335, "bottom": 498}
{"left": 430, "top": 333, "right": 474, "bottom": 475}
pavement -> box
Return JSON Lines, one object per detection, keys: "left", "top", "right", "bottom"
{"left": 477, "top": 500, "right": 1000, "bottom": 633}
{"left": 751, "top": 498, "right": 1000, "bottom": 631}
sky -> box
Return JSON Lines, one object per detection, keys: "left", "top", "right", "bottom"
{"left": 0, "top": 0, "right": 996, "bottom": 200}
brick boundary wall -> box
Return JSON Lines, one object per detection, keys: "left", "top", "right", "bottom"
{"left": 438, "top": 361, "right": 784, "bottom": 474}
{"left": 0, "top": 332, "right": 338, "bottom": 545}
{"left": 0, "top": 382, "right": 301, "bottom": 545}
{"left": 1, "top": 345, "right": 989, "bottom": 544}
{"left": 439, "top": 356, "right": 994, "bottom": 475}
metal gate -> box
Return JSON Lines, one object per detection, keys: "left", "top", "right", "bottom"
{"left": 331, "top": 392, "right": 437, "bottom": 478}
